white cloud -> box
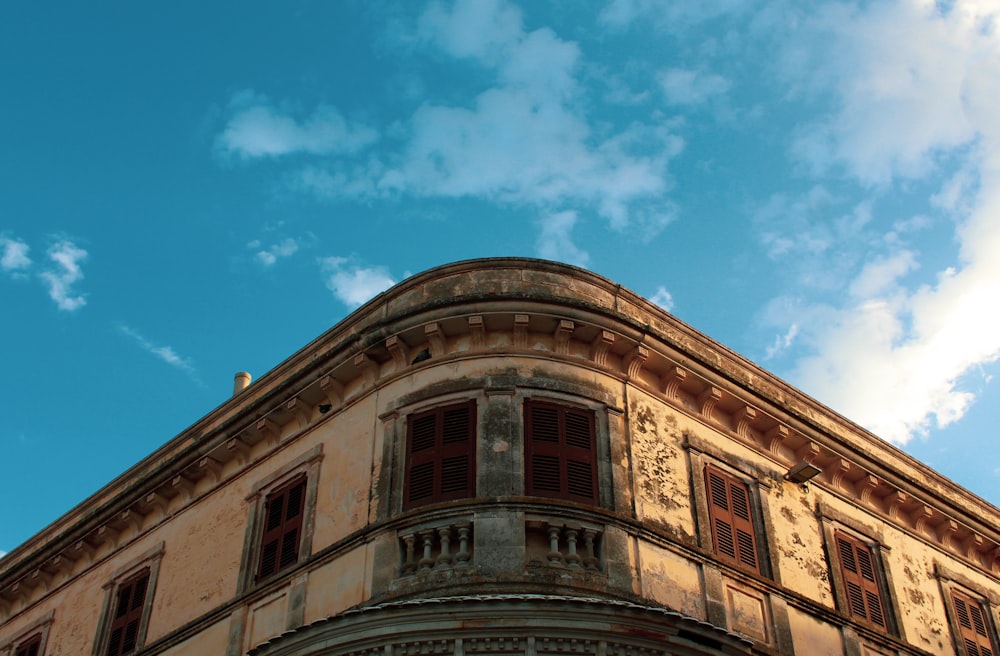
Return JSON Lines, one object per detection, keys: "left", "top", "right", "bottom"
{"left": 0, "top": 237, "right": 31, "bottom": 274}
{"left": 217, "top": 97, "right": 378, "bottom": 160}
{"left": 535, "top": 211, "right": 590, "bottom": 268}
{"left": 287, "top": 0, "right": 682, "bottom": 235}
{"left": 785, "top": 2, "right": 989, "bottom": 184}
{"left": 40, "top": 240, "right": 87, "bottom": 311}
{"left": 253, "top": 237, "right": 300, "bottom": 266}
{"left": 760, "top": 1, "right": 1000, "bottom": 444}
{"left": 320, "top": 257, "right": 396, "bottom": 308}
{"left": 118, "top": 325, "right": 200, "bottom": 381}
{"left": 658, "top": 68, "right": 731, "bottom": 105}
{"left": 0, "top": 549, "right": 6, "bottom": 559}
{"left": 764, "top": 323, "right": 799, "bottom": 360}
{"left": 649, "top": 286, "right": 674, "bottom": 312}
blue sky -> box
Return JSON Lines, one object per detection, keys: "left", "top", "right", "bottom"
{"left": 2, "top": 0, "right": 999, "bottom": 555}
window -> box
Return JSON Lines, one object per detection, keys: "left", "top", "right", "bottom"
{"left": 705, "top": 465, "right": 760, "bottom": 574}
{"left": 404, "top": 400, "right": 476, "bottom": 509}
{"left": 256, "top": 476, "right": 307, "bottom": 581}
{"left": 524, "top": 399, "right": 597, "bottom": 504}
{"left": 14, "top": 634, "right": 42, "bottom": 656}
{"left": 105, "top": 570, "right": 149, "bottom": 656}
{"left": 93, "top": 543, "right": 162, "bottom": 656}
{"left": 237, "top": 445, "right": 322, "bottom": 594}
{"left": 950, "top": 591, "right": 996, "bottom": 656}
{"left": 835, "top": 531, "right": 888, "bottom": 630}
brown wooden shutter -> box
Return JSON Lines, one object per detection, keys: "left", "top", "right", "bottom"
{"left": 952, "top": 591, "right": 996, "bottom": 656}
{"left": 106, "top": 569, "right": 149, "bottom": 656}
{"left": 835, "top": 531, "right": 887, "bottom": 629}
{"left": 704, "top": 465, "right": 760, "bottom": 574}
{"left": 256, "top": 476, "right": 307, "bottom": 580}
{"left": 525, "top": 400, "right": 597, "bottom": 504}
{"left": 403, "top": 400, "right": 476, "bottom": 509}
{"left": 15, "top": 634, "right": 41, "bottom": 656}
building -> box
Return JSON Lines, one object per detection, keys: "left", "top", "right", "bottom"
{"left": 1, "top": 258, "right": 998, "bottom": 656}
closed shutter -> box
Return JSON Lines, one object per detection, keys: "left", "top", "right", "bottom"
{"left": 835, "top": 531, "right": 887, "bottom": 629}
{"left": 106, "top": 569, "right": 149, "bottom": 656}
{"left": 257, "top": 476, "right": 307, "bottom": 580}
{"left": 15, "top": 634, "right": 41, "bottom": 656}
{"left": 704, "top": 465, "right": 760, "bottom": 574}
{"left": 525, "top": 400, "right": 597, "bottom": 504}
{"left": 952, "top": 591, "right": 996, "bottom": 656}
{"left": 403, "top": 400, "right": 476, "bottom": 509}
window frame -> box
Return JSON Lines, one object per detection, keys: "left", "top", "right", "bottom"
{"left": 237, "top": 445, "right": 323, "bottom": 593}
{"left": 91, "top": 542, "right": 163, "bottom": 656}
{"left": 949, "top": 589, "right": 998, "bottom": 656}
{"left": 704, "top": 463, "right": 763, "bottom": 575}
{"left": 1, "top": 610, "right": 53, "bottom": 656}
{"left": 937, "top": 565, "right": 1000, "bottom": 656}
{"left": 523, "top": 398, "right": 599, "bottom": 505}
{"left": 402, "top": 399, "right": 477, "bottom": 510}
{"left": 14, "top": 634, "right": 42, "bottom": 656}
{"left": 818, "top": 510, "right": 901, "bottom": 638}
{"left": 833, "top": 530, "right": 889, "bottom": 630}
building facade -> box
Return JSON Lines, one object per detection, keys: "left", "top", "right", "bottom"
{"left": 1, "top": 258, "right": 998, "bottom": 656}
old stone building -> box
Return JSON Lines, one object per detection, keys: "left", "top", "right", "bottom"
{"left": 1, "top": 258, "right": 998, "bottom": 656}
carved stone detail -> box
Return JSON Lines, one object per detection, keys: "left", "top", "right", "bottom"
{"left": 624, "top": 345, "right": 648, "bottom": 380}
{"left": 590, "top": 331, "right": 615, "bottom": 367}
{"left": 734, "top": 405, "right": 757, "bottom": 440}
{"left": 827, "top": 459, "right": 852, "bottom": 491}
{"left": 764, "top": 424, "right": 788, "bottom": 455}
{"left": 698, "top": 387, "right": 722, "bottom": 421}
{"left": 468, "top": 316, "right": 486, "bottom": 349}
{"left": 386, "top": 335, "right": 409, "bottom": 371}
{"left": 553, "top": 320, "right": 574, "bottom": 355}
{"left": 513, "top": 315, "right": 530, "bottom": 349}
{"left": 424, "top": 323, "right": 447, "bottom": 357}
{"left": 661, "top": 365, "right": 688, "bottom": 400}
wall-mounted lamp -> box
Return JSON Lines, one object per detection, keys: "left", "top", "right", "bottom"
{"left": 785, "top": 460, "right": 822, "bottom": 483}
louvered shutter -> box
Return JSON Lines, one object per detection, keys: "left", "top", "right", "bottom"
{"left": 257, "top": 476, "right": 307, "bottom": 580}
{"left": 403, "top": 401, "right": 476, "bottom": 509}
{"left": 952, "top": 591, "right": 996, "bottom": 656}
{"left": 705, "top": 466, "right": 760, "bottom": 574}
{"left": 106, "top": 569, "right": 149, "bottom": 656}
{"left": 525, "top": 400, "right": 597, "bottom": 504}
{"left": 15, "top": 634, "right": 41, "bottom": 656}
{"left": 835, "top": 532, "right": 887, "bottom": 629}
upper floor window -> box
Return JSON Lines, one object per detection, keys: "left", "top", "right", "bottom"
{"left": 256, "top": 475, "right": 307, "bottom": 581}
{"left": 705, "top": 464, "right": 761, "bottom": 575}
{"left": 524, "top": 399, "right": 597, "bottom": 504}
{"left": 105, "top": 570, "right": 149, "bottom": 656}
{"left": 93, "top": 543, "right": 163, "bottom": 656}
{"left": 237, "top": 445, "right": 322, "bottom": 593}
{"left": 950, "top": 590, "right": 997, "bottom": 656}
{"left": 403, "top": 400, "right": 477, "bottom": 509}
{"left": 834, "top": 530, "right": 889, "bottom": 630}
{"left": 14, "top": 634, "right": 42, "bottom": 656}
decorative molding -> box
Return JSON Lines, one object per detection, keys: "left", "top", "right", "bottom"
{"left": 513, "top": 315, "right": 530, "bottom": 349}
{"left": 554, "top": 320, "right": 574, "bottom": 355}
{"left": 468, "top": 316, "right": 486, "bottom": 350}
{"left": 424, "top": 323, "right": 447, "bottom": 357}
{"left": 698, "top": 387, "right": 722, "bottom": 421}
{"left": 661, "top": 365, "right": 687, "bottom": 400}
{"left": 624, "top": 345, "right": 648, "bottom": 380}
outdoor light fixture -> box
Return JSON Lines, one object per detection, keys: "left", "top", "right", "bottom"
{"left": 785, "top": 460, "right": 822, "bottom": 483}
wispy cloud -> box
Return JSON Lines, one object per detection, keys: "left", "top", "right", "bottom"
{"left": 40, "top": 240, "right": 87, "bottom": 311}
{"left": 648, "top": 286, "right": 674, "bottom": 312}
{"left": 216, "top": 91, "right": 378, "bottom": 160}
{"left": 658, "top": 68, "right": 730, "bottom": 105}
{"left": 0, "top": 549, "right": 6, "bottom": 559}
{"left": 535, "top": 211, "right": 590, "bottom": 268}
{"left": 319, "top": 257, "right": 396, "bottom": 308}
{"left": 249, "top": 237, "right": 301, "bottom": 266}
{"left": 118, "top": 324, "right": 201, "bottom": 383}
{"left": 0, "top": 236, "right": 31, "bottom": 275}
